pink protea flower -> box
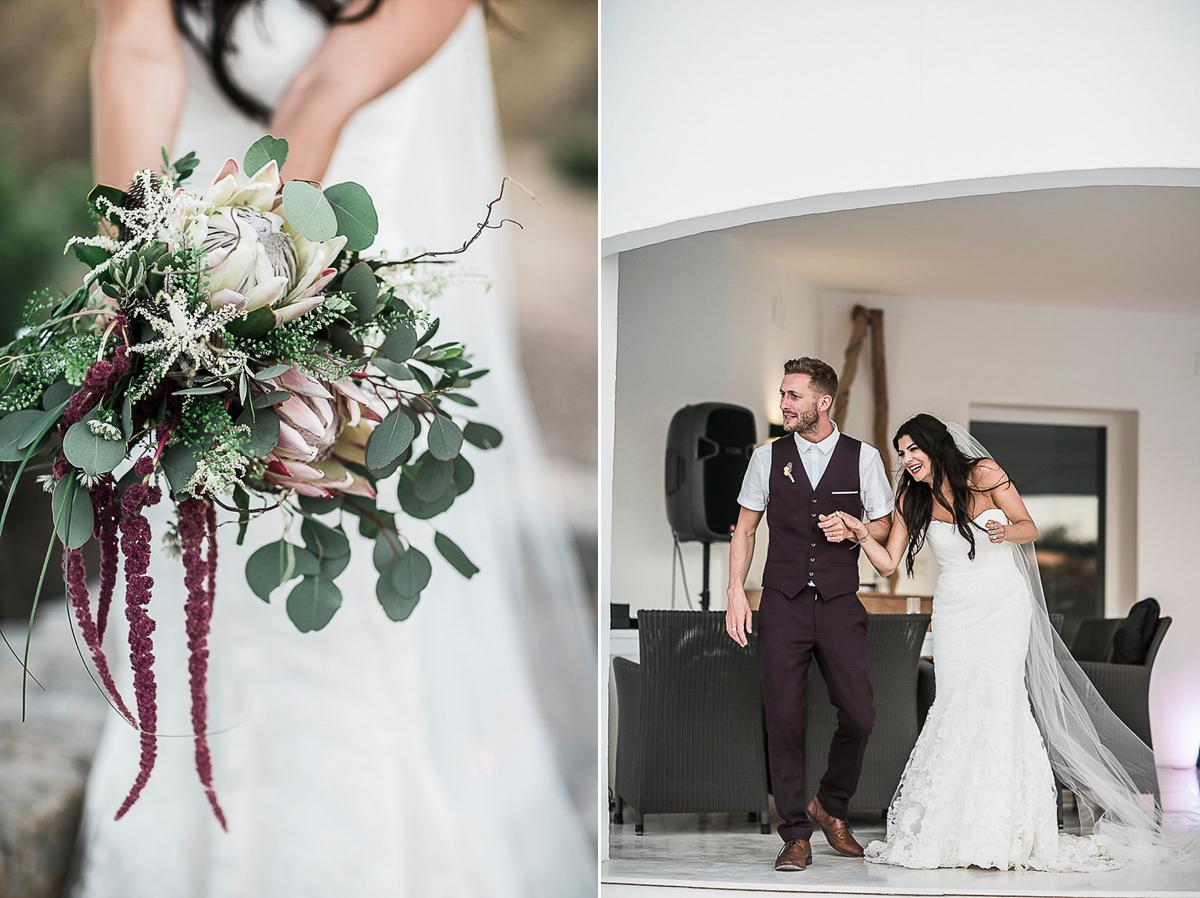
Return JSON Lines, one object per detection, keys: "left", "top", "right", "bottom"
{"left": 264, "top": 372, "right": 384, "bottom": 498}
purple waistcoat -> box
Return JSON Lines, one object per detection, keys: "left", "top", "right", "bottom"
{"left": 763, "top": 433, "right": 864, "bottom": 600}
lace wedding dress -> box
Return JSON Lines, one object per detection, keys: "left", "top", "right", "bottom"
{"left": 864, "top": 508, "right": 1119, "bottom": 871}
{"left": 71, "top": 4, "right": 595, "bottom": 896}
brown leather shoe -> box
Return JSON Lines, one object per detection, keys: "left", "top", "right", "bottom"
{"left": 806, "top": 794, "right": 865, "bottom": 857}
{"left": 774, "top": 839, "right": 812, "bottom": 871}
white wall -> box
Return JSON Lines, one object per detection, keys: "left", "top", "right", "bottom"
{"left": 610, "top": 235, "right": 819, "bottom": 614}
{"left": 611, "top": 251, "right": 1200, "bottom": 767}
{"left": 602, "top": 0, "right": 1200, "bottom": 249}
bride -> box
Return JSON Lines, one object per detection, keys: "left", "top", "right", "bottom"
{"left": 74, "top": 1, "right": 594, "bottom": 895}
{"left": 836, "top": 413, "right": 1180, "bottom": 871}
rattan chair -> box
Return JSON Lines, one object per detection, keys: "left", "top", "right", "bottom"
{"left": 1074, "top": 617, "right": 1172, "bottom": 748}
{"left": 805, "top": 613, "right": 930, "bottom": 811}
{"left": 612, "top": 610, "right": 770, "bottom": 835}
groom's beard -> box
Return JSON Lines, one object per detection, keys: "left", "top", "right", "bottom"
{"left": 783, "top": 403, "right": 820, "bottom": 435}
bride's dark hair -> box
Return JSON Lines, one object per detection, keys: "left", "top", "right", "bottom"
{"left": 893, "top": 413, "right": 997, "bottom": 577}
{"left": 171, "top": 0, "right": 387, "bottom": 123}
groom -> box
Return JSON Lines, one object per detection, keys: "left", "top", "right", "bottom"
{"left": 726, "top": 357, "right": 893, "bottom": 871}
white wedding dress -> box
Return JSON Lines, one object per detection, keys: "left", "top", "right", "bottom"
{"left": 864, "top": 509, "right": 1119, "bottom": 872}
{"left": 71, "top": 5, "right": 595, "bottom": 896}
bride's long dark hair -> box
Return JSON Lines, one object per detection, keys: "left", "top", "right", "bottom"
{"left": 893, "top": 413, "right": 996, "bottom": 577}
{"left": 170, "top": 0, "right": 386, "bottom": 123}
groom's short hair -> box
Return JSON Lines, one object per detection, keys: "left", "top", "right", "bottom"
{"left": 783, "top": 357, "right": 838, "bottom": 399}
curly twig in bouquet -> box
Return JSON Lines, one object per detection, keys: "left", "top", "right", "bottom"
{"left": 0, "top": 137, "right": 506, "bottom": 828}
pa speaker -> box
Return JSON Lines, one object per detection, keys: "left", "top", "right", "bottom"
{"left": 665, "top": 403, "right": 757, "bottom": 542}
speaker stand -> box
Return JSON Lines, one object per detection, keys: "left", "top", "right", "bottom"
{"left": 699, "top": 541, "right": 711, "bottom": 611}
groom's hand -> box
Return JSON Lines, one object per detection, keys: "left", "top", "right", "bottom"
{"left": 726, "top": 588, "right": 753, "bottom": 647}
{"left": 818, "top": 513, "right": 850, "bottom": 542}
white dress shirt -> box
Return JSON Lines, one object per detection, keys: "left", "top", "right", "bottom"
{"left": 737, "top": 424, "right": 895, "bottom": 522}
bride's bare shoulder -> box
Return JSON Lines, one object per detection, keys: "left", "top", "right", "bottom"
{"left": 970, "top": 458, "right": 1011, "bottom": 491}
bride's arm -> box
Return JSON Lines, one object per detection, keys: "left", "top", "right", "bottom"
{"left": 89, "top": 0, "right": 187, "bottom": 188}
{"left": 834, "top": 509, "right": 910, "bottom": 578}
{"left": 270, "top": 0, "right": 473, "bottom": 183}
{"left": 976, "top": 459, "right": 1039, "bottom": 545}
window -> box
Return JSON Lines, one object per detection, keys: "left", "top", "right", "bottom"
{"left": 969, "top": 420, "right": 1105, "bottom": 644}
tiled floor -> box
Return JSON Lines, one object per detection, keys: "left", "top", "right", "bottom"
{"left": 602, "top": 768, "right": 1200, "bottom": 897}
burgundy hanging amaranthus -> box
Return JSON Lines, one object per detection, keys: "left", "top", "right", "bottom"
{"left": 178, "top": 495, "right": 226, "bottom": 829}
{"left": 114, "top": 456, "right": 162, "bottom": 821}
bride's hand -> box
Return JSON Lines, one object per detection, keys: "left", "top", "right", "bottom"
{"left": 829, "top": 511, "right": 869, "bottom": 543}
{"left": 985, "top": 519, "right": 1007, "bottom": 543}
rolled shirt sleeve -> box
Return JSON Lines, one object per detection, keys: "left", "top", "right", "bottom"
{"left": 736, "top": 442, "right": 773, "bottom": 511}
{"left": 859, "top": 443, "right": 895, "bottom": 521}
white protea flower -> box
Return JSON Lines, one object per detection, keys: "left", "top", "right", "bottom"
{"left": 199, "top": 159, "right": 345, "bottom": 328}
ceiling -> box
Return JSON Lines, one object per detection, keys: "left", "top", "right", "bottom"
{"left": 731, "top": 185, "right": 1200, "bottom": 314}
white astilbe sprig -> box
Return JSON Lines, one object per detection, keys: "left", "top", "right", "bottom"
{"left": 372, "top": 250, "right": 489, "bottom": 315}
{"left": 129, "top": 290, "right": 248, "bottom": 395}
{"left": 183, "top": 426, "right": 251, "bottom": 499}
{"left": 66, "top": 170, "right": 179, "bottom": 287}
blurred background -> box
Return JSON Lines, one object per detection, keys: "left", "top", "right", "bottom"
{"left": 0, "top": 0, "right": 598, "bottom": 611}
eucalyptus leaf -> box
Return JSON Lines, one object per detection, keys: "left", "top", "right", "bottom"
{"left": 0, "top": 410, "right": 46, "bottom": 462}
{"left": 442, "top": 392, "right": 478, "bottom": 407}
{"left": 252, "top": 390, "right": 292, "bottom": 409}
{"left": 410, "top": 365, "right": 434, "bottom": 394}
{"left": 324, "top": 181, "right": 379, "bottom": 252}
{"left": 342, "top": 262, "right": 377, "bottom": 322}
{"left": 452, "top": 455, "right": 475, "bottom": 496}
{"left": 379, "top": 320, "right": 418, "bottom": 364}
{"left": 253, "top": 363, "right": 291, "bottom": 381}
{"left": 161, "top": 442, "right": 204, "bottom": 495}
{"left": 63, "top": 416, "right": 125, "bottom": 477}
{"left": 427, "top": 414, "right": 463, "bottom": 461}
{"left": 301, "top": 518, "right": 350, "bottom": 560}
{"left": 17, "top": 401, "right": 68, "bottom": 451}
{"left": 52, "top": 475, "right": 93, "bottom": 550}
{"left": 392, "top": 545, "right": 432, "bottom": 597}
{"left": 226, "top": 306, "right": 276, "bottom": 339}
{"left": 175, "top": 383, "right": 227, "bottom": 396}
{"left": 328, "top": 325, "right": 363, "bottom": 360}
{"left": 397, "top": 475, "right": 457, "bottom": 520}
{"left": 463, "top": 422, "right": 503, "bottom": 450}
{"left": 376, "top": 576, "right": 420, "bottom": 622}
{"left": 41, "top": 380, "right": 74, "bottom": 411}
{"left": 286, "top": 576, "right": 343, "bottom": 632}
{"left": 245, "top": 540, "right": 319, "bottom": 601}
{"left": 372, "top": 532, "right": 404, "bottom": 570}
{"left": 244, "top": 135, "right": 289, "bottom": 176}
{"left": 319, "top": 552, "right": 350, "bottom": 579}
{"left": 121, "top": 396, "right": 133, "bottom": 439}
{"left": 235, "top": 406, "right": 279, "bottom": 458}
{"left": 372, "top": 358, "right": 414, "bottom": 381}
{"left": 414, "top": 454, "right": 455, "bottom": 503}
{"left": 364, "top": 407, "right": 415, "bottom": 472}
{"left": 434, "top": 531, "right": 480, "bottom": 579}
{"left": 282, "top": 180, "right": 337, "bottom": 241}
{"left": 299, "top": 495, "right": 341, "bottom": 515}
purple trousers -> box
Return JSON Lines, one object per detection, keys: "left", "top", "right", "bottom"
{"left": 757, "top": 585, "right": 875, "bottom": 842}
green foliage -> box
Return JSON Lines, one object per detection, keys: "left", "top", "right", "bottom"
{"left": 323, "top": 182, "right": 378, "bottom": 252}
{"left": 282, "top": 181, "right": 337, "bottom": 241}
{"left": 243, "top": 137, "right": 288, "bottom": 177}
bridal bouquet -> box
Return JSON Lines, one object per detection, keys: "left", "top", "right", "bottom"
{"left": 0, "top": 137, "right": 502, "bottom": 827}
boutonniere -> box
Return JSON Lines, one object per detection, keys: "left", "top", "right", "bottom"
{"left": 783, "top": 462, "right": 795, "bottom": 483}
